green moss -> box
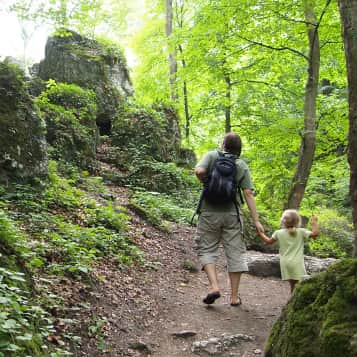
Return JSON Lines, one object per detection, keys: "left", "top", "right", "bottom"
{"left": 0, "top": 61, "right": 48, "bottom": 183}
{"left": 111, "top": 104, "right": 181, "bottom": 164}
{"left": 0, "top": 62, "right": 26, "bottom": 113}
{"left": 36, "top": 82, "right": 98, "bottom": 169}
{"left": 266, "top": 259, "right": 357, "bottom": 357}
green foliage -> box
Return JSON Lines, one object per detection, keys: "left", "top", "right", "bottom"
{"left": 0, "top": 61, "right": 26, "bottom": 113}
{"left": 35, "top": 82, "right": 98, "bottom": 169}
{"left": 0, "top": 160, "right": 144, "bottom": 354}
{"left": 130, "top": 191, "right": 194, "bottom": 229}
{"left": 306, "top": 209, "right": 353, "bottom": 258}
{"left": 0, "top": 211, "right": 53, "bottom": 356}
{"left": 125, "top": 160, "right": 198, "bottom": 197}
{"left": 42, "top": 80, "right": 97, "bottom": 115}
{"left": 266, "top": 259, "right": 357, "bottom": 357}
{"left": 44, "top": 161, "right": 84, "bottom": 209}
{"left": 111, "top": 103, "right": 180, "bottom": 163}
{"left": 20, "top": 161, "right": 141, "bottom": 274}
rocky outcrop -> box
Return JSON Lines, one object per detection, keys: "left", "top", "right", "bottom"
{"left": 111, "top": 104, "right": 182, "bottom": 164}
{"left": 0, "top": 61, "right": 47, "bottom": 183}
{"left": 266, "top": 259, "right": 357, "bottom": 357}
{"left": 246, "top": 251, "right": 337, "bottom": 278}
{"left": 38, "top": 30, "right": 133, "bottom": 134}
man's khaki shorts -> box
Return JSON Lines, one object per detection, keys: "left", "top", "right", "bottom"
{"left": 195, "top": 211, "right": 248, "bottom": 272}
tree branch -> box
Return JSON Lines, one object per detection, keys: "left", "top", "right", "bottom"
{"left": 236, "top": 34, "right": 308, "bottom": 60}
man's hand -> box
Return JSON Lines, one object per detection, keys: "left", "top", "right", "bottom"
{"left": 195, "top": 166, "right": 207, "bottom": 183}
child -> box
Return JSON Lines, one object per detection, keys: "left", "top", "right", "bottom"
{"left": 258, "top": 209, "right": 319, "bottom": 293}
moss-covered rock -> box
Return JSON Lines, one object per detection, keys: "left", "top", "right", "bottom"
{"left": 0, "top": 61, "right": 47, "bottom": 183}
{"left": 111, "top": 104, "right": 181, "bottom": 164}
{"left": 266, "top": 259, "right": 357, "bottom": 357}
{"left": 38, "top": 30, "right": 133, "bottom": 134}
{"left": 36, "top": 82, "right": 99, "bottom": 169}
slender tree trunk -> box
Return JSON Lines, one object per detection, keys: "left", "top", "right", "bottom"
{"left": 338, "top": 0, "right": 357, "bottom": 257}
{"left": 165, "top": 0, "right": 178, "bottom": 101}
{"left": 225, "top": 75, "right": 231, "bottom": 133}
{"left": 183, "top": 80, "right": 190, "bottom": 140}
{"left": 178, "top": 44, "right": 191, "bottom": 141}
{"left": 286, "top": 2, "right": 320, "bottom": 209}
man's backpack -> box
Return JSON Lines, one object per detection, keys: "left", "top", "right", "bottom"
{"left": 191, "top": 151, "right": 243, "bottom": 225}
{"left": 203, "top": 151, "right": 237, "bottom": 204}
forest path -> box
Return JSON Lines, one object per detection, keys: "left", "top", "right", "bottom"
{"left": 79, "top": 154, "right": 290, "bottom": 356}
{"left": 79, "top": 183, "right": 290, "bottom": 356}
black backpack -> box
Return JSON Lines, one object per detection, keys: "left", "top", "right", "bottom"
{"left": 203, "top": 151, "right": 237, "bottom": 204}
{"left": 191, "top": 151, "right": 243, "bottom": 225}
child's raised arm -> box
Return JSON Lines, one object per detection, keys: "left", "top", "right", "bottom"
{"left": 310, "top": 214, "right": 319, "bottom": 238}
{"left": 258, "top": 231, "right": 276, "bottom": 245}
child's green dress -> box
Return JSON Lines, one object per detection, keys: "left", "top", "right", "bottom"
{"left": 272, "top": 228, "right": 311, "bottom": 281}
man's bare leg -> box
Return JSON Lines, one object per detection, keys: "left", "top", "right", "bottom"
{"left": 229, "top": 272, "right": 242, "bottom": 305}
{"left": 204, "top": 263, "right": 220, "bottom": 293}
{"left": 202, "top": 263, "right": 221, "bottom": 304}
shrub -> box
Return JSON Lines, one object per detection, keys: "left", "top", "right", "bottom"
{"left": 111, "top": 104, "right": 180, "bottom": 163}
{"left": 36, "top": 82, "right": 98, "bottom": 169}
{"left": 306, "top": 209, "right": 353, "bottom": 258}
{"left": 130, "top": 191, "right": 195, "bottom": 228}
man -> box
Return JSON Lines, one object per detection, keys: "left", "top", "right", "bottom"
{"left": 194, "top": 132, "right": 264, "bottom": 306}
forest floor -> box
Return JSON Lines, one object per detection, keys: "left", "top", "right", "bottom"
{"left": 74, "top": 182, "right": 291, "bottom": 357}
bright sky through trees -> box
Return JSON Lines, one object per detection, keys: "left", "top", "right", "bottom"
{"left": 0, "top": 0, "right": 145, "bottom": 66}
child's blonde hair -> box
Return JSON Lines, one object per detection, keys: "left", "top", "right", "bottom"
{"left": 280, "top": 209, "right": 301, "bottom": 235}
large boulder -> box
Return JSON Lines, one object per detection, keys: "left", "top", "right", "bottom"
{"left": 38, "top": 30, "right": 133, "bottom": 134}
{"left": 246, "top": 251, "right": 337, "bottom": 278}
{"left": 0, "top": 61, "right": 47, "bottom": 183}
{"left": 266, "top": 259, "right": 357, "bottom": 357}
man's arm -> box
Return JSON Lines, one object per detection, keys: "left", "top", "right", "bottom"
{"left": 243, "top": 188, "right": 264, "bottom": 234}
{"left": 258, "top": 232, "right": 276, "bottom": 245}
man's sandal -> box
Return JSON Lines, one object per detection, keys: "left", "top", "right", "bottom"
{"left": 230, "top": 295, "right": 242, "bottom": 306}
{"left": 203, "top": 292, "right": 221, "bottom": 304}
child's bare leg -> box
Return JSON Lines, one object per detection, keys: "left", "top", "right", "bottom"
{"left": 288, "top": 279, "right": 298, "bottom": 293}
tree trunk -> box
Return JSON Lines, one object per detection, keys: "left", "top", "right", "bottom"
{"left": 178, "top": 44, "right": 191, "bottom": 142}
{"left": 225, "top": 75, "right": 231, "bottom": 133}
{"left": 286, "top": 2, "right": 320, "bottom": 209}
{"left": 338, "top": 0, "right": 357, "bottom": 257}
{"left": 183, "top": 79, "right": 190, "bottom": 141}
{"left": 165, "top": 0, "right": 178, "bottom": 101}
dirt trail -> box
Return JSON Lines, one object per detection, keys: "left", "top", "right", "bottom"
{"left": 149, "top": 267, "right": 289, "bottom": 357}
{"left": 78, "top": 157, "right": 290, "bottom": 356}
{"left": 78, "top": 189, "right": 290, "bottom": 356}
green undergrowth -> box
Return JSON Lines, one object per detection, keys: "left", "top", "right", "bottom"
{"left": 0, "top": 211, "right": 65, "bottom": 357}
{"left": 129, "top": 190, "right": 195, "bottom": 231}
{"left": 0, "top": 160, "right": 143, "bottom": 355}
{"left": 306, "top": 209, "right": 353, "bottom": 258}
{"left": 266, "top": 259, "right": 357, "bottom": 357}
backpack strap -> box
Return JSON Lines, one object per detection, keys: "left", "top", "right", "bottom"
{"left": 190, "top": 189, "right": 204, "bottom": 226}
